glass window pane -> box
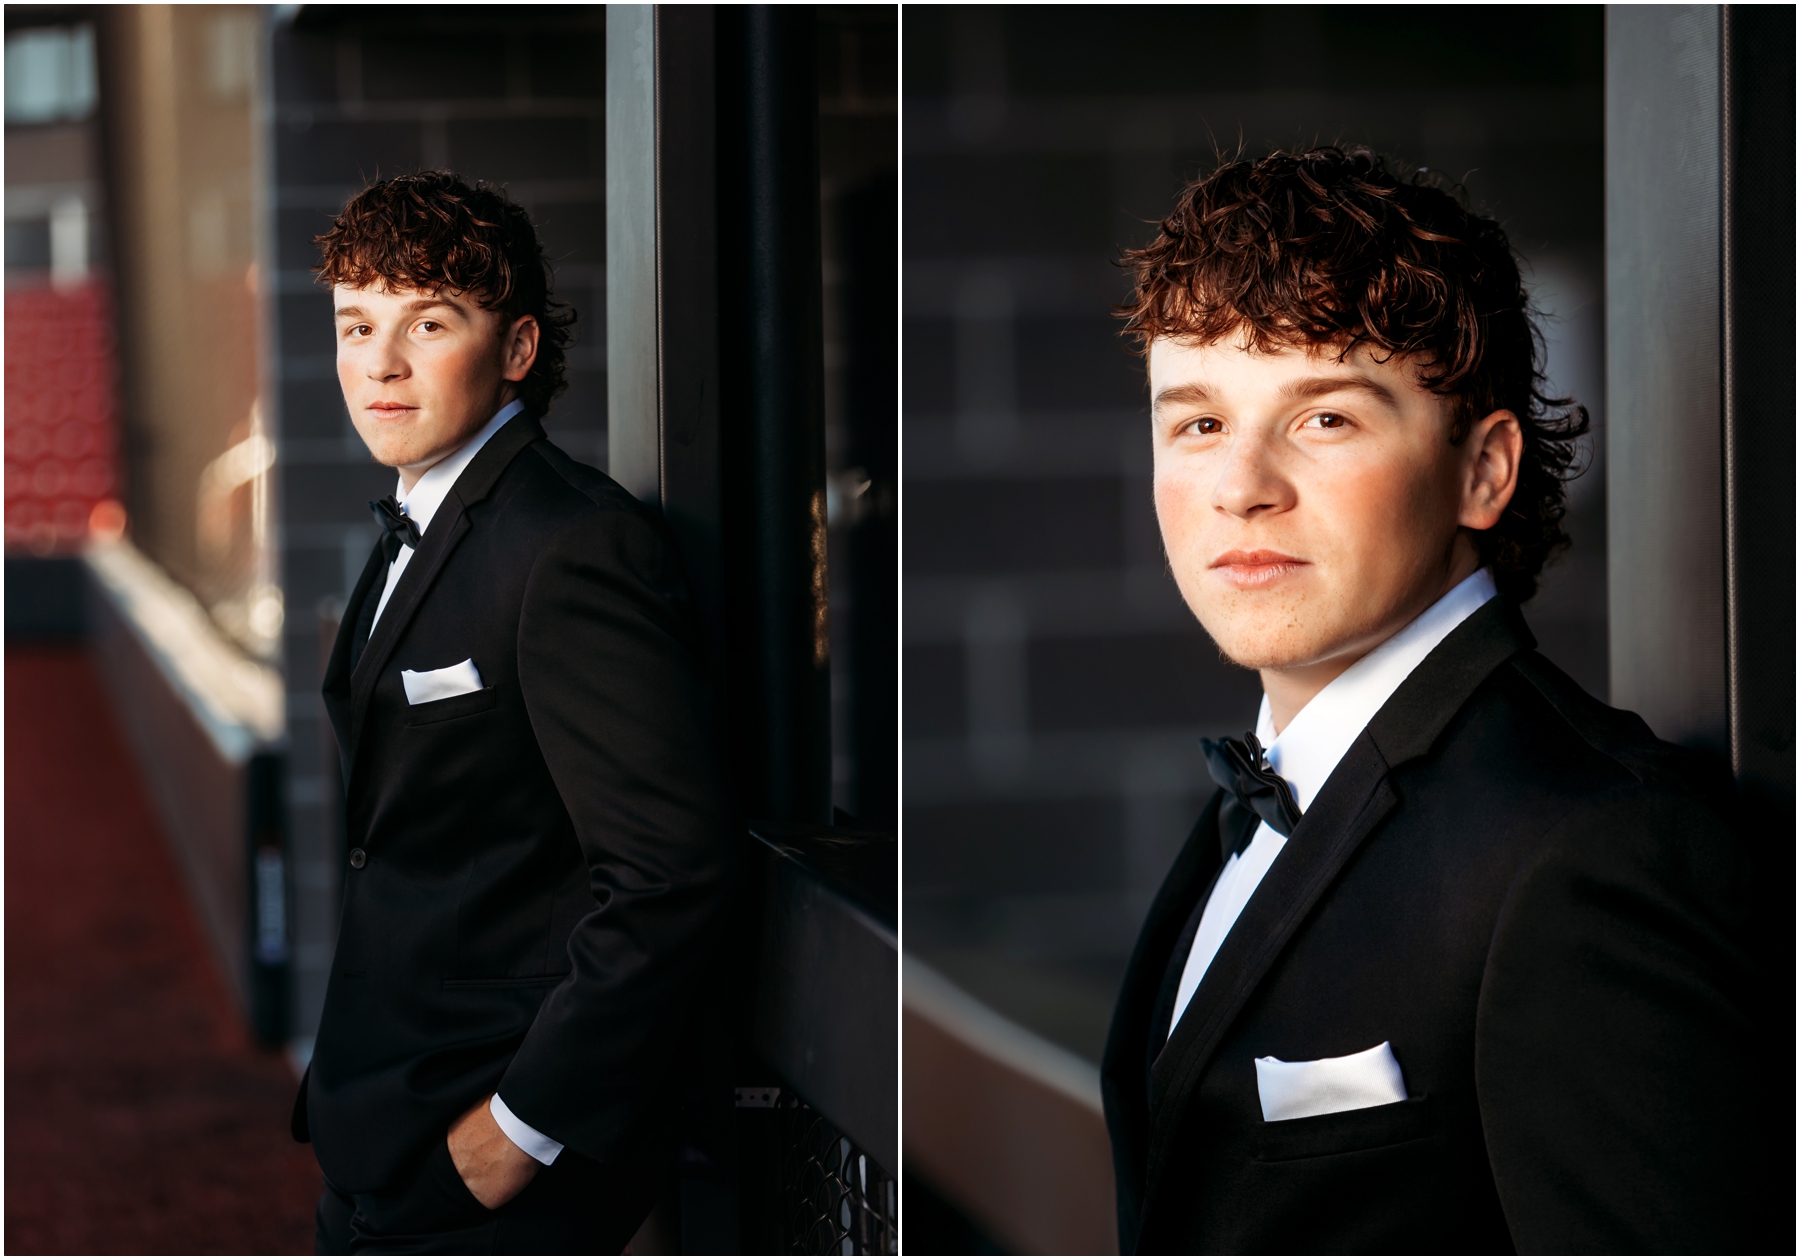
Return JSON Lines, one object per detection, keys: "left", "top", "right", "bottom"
{"left": 4, "top": 24, "right": 97, "bottom": 124}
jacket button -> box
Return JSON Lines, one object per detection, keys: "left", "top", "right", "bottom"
{"left": 349, "top": 848, "right": 366, "bottom": 869}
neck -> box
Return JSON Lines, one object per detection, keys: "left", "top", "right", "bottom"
{"left": 1260, "top": 543, "right": 1481, "bottom": 735}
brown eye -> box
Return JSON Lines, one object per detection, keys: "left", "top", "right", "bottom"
{"left": 1189, "top": 417, "right": 1223, "bottom": 435}
{"left": 1309, "top": 411, "right": 1348, "bottom": 430}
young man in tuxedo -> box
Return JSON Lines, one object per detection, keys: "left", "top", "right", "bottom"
{"left": 1102, "top": 148, "right": 1757, "bottom": 1253}
{"left": 291, "top": 171, "right": 733, "bottom": 1253}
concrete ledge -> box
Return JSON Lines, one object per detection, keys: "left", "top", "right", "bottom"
{"left": 903, "top": 954, "right": 1117, "bottom": 1255}
{"left": 84, "top": 541, "right": 282, "bottom": 761}
{"left": 82, "top": 540, "right": 285, "bottom": 1020}
{"left": 747, "top": 826, "right": 898, "bottom": 1177}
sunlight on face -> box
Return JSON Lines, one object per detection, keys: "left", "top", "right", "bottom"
{"left": 1149, "top": 335, "right": 1476, "bottom": 675}
{"left": 334, "top": 284, "right": 534, "bottom": 486}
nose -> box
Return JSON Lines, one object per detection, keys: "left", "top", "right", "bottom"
{"left": 1212, "top": 427, "right": 1295, "bottom": 520}
{"left": 365, "top": 327, "right": 408, "bottom": 383}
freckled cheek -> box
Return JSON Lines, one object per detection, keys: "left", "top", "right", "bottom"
{"left": 336, "top": 353, "right": 366, "bottom": 407}
{"left": 1152, "top": 467, "right": 1211, "bottom": 567}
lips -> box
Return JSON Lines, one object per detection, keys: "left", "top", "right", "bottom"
{"left": 1209, "top": 549, "right": 1308, "bottom": 589}
{"left": 366, "top": 402, "right": 417, "bottom": 416}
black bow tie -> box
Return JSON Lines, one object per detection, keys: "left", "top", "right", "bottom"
{"left": 1200, "top": 731, "right": 1303, "bottom": 860}
{"left": 370, "top": 495, "right": 421, "bottom": 564}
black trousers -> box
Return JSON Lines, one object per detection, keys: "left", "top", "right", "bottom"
{"left": 315, "top": 1136, "right": 660, "bottom": 1255}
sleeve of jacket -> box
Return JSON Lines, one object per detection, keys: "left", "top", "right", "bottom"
{"left": 1475, "top": 782, "right": 1758, "bottom": 1253}
{"left": 495, "top": 499, "right": 734, "bottom": 1163}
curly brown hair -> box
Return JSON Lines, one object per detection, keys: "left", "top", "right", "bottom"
{"left": 314, "top": 171, "right": 575, "bottom": 415}
{"left": 1119, "top": 146, "right": 1589, "bottom": 603}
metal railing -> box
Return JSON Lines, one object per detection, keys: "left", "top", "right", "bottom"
{"left": 740, "top": 824, "right": 898, "bottom": 1255}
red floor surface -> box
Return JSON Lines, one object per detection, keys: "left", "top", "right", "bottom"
{"left": 5, "top": 645, "right": 321, "bottom": 1254}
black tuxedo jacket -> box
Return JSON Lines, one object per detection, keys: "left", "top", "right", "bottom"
{"left": 297, "top": 411, "right": 733, "bottom": 1193}
{"left": 1103, "top": 599, "right": 1758, "bottom": 1254}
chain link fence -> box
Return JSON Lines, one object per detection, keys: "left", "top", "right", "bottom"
{"left": 779, "top": 1091, "right": 897, "bottom": 1255}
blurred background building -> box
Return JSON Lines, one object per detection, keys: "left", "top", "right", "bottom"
{"left": 6, "top": 17, "right": 123, "bottom": 556}
{"left": 7, "top": 4, "right": 897, "bottom": 1253}
{"left": 900, "top": 5, "right": 1790, "bottom": 1254}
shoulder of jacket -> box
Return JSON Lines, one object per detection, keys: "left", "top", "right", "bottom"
{"left": 1498, "top": 650, "right": 1736, "bottom": 812}
{"left": 515, "top": 439, "right": 640, "bottom": 512}
{"left": 1481, "top": 662, "right": 1751, "bottom": 962}
{"left": 488, "top": 439, "right": 670, "bottom": 545}
{"left": 503, "top": 443, "right": 694, "bottom": 599}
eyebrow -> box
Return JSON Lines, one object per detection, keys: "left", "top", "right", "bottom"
{"left": 1151, "top": 373, "right": 1400, "bottom": 413}
{"left": 1278, "top": 373, "right": 1399, "bottom": 409}
{"left": 1150, "top": 382, "right": 1216, "bottom": 412}
{"left": 333, "top": 298, "right": 463, "bottom": 320}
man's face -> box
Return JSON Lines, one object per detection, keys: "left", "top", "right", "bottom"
{"left": 1150, "top": 334, "right": 1511, "bottom": 674}
{"left": 334, "top": 284, "right": 536, "bottom": 481}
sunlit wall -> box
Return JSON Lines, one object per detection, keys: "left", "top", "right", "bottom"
{"left": 100, "top": 5, "right": 278, "bottom": 660}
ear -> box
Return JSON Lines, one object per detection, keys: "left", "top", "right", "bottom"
{"left": 501, "top": 315, "right": 540, "bottom": 384}
{"left": 1457, "top": 408, "right": 1522, "bottom": 532}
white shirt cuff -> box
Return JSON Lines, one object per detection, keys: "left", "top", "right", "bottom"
{"left": 489, "top": 1093, "right": 563, "bottom": 1165}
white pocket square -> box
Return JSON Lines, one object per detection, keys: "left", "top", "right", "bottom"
{"left": 1255, "top": 1040, "right": 1408, "bottom": 1122}
{"left": 401, "top": 658, "right": 484, "bottom": 705}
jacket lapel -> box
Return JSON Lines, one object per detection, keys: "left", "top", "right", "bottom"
{"left": 1137, "top": 598, "right": 1536, "bottom": 1224}
{"left": 344, "top": 410, "right": 546, "bottom": 764}
{"left": 1102, "top": 794, "right": 1225, "bottom": 1249}
{"left": 322, "top": 538, "right": 388, "bottom": 773}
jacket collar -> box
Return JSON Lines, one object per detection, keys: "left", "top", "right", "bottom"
{"left": 1255, "top": 567, "right": 1498, "bottom": 813}
{"left": 325, "top": 409, "right": 544, "bottom": 764}
{"left": 1131, "top": 598, "right": 1536, "bottom": 1239}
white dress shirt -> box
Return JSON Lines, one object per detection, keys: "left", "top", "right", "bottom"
{"left": 367, "top": 398, "right": 524, "bottom": 633}
{"left": 1166, "top": 567, "right": 1499, "bottom": 1039}
{"left": 360, "top": 398, "right": 563, "bottom": 1165}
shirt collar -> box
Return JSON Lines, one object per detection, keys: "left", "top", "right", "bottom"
{"left": 1254, "top": 567, "right": 1498, "bottom": 812}
{"left": 394, "top": 399, "right": 525, "bottom": 536}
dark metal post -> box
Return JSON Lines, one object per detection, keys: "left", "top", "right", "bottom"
{"left": 1720, "top": 4, "right": 1796, "bottom": 820}
{"left": 841, "top": 174, "right": 899, "bottom": 828}
{"left": 654, "top": 7, "right": 726, "bottom": 669}
{"left": 1721, "top": 8, "right": 1796, "bottom": 1249}
{"left": 719, "top": 5, "right": 832, "bottom": 828}
{"left": 609, "top": 10, "right": 739, "bottom": 1253}
{"left": 1608, "top": 10, "right": 1795, "bottom": 1248}
{"left": 246, "top": 749, "right": 290, "bottom": 1047}
{"left": 609, "top": 9, "right": 892, "bottom": 1253}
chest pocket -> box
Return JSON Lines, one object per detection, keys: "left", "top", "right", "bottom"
{"left": 1253, "top": 1094, "right": 1432, "bottom": 1162}
{"left": 403, "top": 686, "right": 499, "bottom": 726}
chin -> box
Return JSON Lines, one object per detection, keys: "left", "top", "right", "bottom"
{"left": 362, "top": 444, "right": 409, "bottom": 471}
{"left": 1179, "top": 579, "right": 1310, "bottom": 672}
{"left": 1204, "top": 624, "right": 1312, "bottom": 672}
{"left": 1193, "top": 598, "right": 1347, "bottom": 673}
{"left": 355, "top": 430, "right": 420, "bottom": 470}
